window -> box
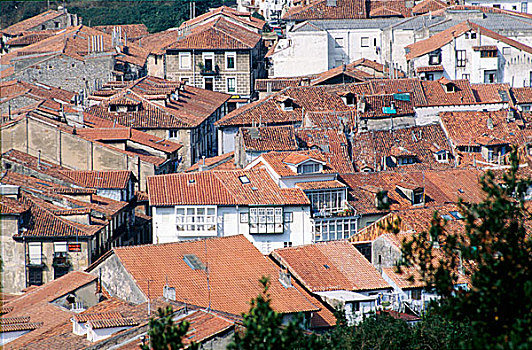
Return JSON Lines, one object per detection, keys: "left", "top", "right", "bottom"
{"left": 181, "top": 77, "right": 190, "bottom": 84}
{"left": 503, "top": 47, "right": 511, "bottom": 55}
{"left": 481, "top": 50, "right": 497, "bottom": 58}
{"left": 204, "top": 77, "right": 214, "bottom": 91}
{"left": 284, "top": 212, "right": 293, "bottom": 223}
{"left": 176, "top": 206, "right": 217, "bottom": 233}
{"left": 411, "top": 288, "right": 422, "bottom": 300}
{"left": 522, "top": 2, "right": 528, "bottom": 13}
{"left": 456, "top": 50, "right": 466, "bottom": 67}
{"left": 334, "top": 37, "right": 344, "bottom": 48}
{"left": 238, "top": 175, "right": 250, "bottom": 184}
{"left": 227, "top": 77, "right": 236, "bottom": 93}
{"left": 471, "top": 33, "right": 477, "bottom": 39}
{"left": 54, "top": 242, "right": 67, "bottom": 253}
{"left": 28, "top": 242, "right": 42, "bottom": 265}
{"left": 426, "top": 73, "right": 434, "bottom": 81}
{"left": 240, "top": 212, "right": 249, "bottom": 223}
{"left": 307, "top": 190, "right": 344, "bottom": 214}
{"left": 249, "top": 207, "right": 284, "bottom": 234}
{"left": 484, "top": 70, "right": 497, "bottom": 83}
{"left": 169, "top": 129, "right": 179, "bottom": 138}
{"left": 312, "top": 217, "right": 357, "bottom": 241}
{"left": 202, "top": 52, "right": 214, "bottom": 71}
{"left": 225, "top": 52, "right": 236, "bottom": 69}
{"left": 55, "top": 21, "right": 60, "bottom": 28}
{"left": 28, "top": 267, "right": 43, "bottom": 286}
{"left": 283, "top": 241, "right": 293, "bottom": 248}
{"left": 493, "top": 4, "right": 501, "bottom": 8}
{"left": 41, "top": 25, "right": 45, "bottom": 30}
{"left": 413, "top": 190, "right": 424, "bottom": 205}
{"left": 436, "top": 151, "right": 448, "bottom": 162}
{"left": 465, "top": 32, "right": 469, "bottom": 39}
{"left": 297, "top": 163, "right": 320, "bottom": 174}
{"left": 179, "top": 52, "right": 191, "bottom": 69}
{"left": 361, "top": 37, "right": 369, "bottom": 47}
{"left": 335, "top": 59, "right": 343, "bottom": 68}
{"left": 429, "top": 49, "right": 442, "bottom": 65}
{"left": 373, "top": 38, "right": 377, "bottom": 46}
{"left": 462, "top": 74, "right": 470, "bottom": 80}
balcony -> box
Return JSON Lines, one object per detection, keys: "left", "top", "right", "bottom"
{"left": 199, "top": 64, "right": 220, "bottom": 76}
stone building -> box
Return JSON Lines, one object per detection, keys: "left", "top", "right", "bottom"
{"left": 145, "top": 16, "right": 266, "bottom": 108}
{"left": 1, "top": 25, "right": 149, "bottom": 94}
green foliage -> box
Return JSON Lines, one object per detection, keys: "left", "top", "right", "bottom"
{"left": 227, "top": 276, "right": 325, "bottom": 350}
{"left": 400, "top": 150, "right": 532, "bottom": 349}
{"left": 141, "top": 306, "right": 198, "bottom": 350}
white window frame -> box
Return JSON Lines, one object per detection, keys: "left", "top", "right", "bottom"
{"left": 202, "top": 52, "right": 215, "bottom": 70}
{"left": 249, "top": 207, "right": 284, "bottom": 234}
{"left": 307, "top": 189, "right": 345, "bottom": 214}
{"left": 361, "top": 37, "right": 369, "bottom": 47}
{"left": 297, "top": 162, "right": 320, "bottom": 174}
{"left": 175, "top": 206, "right": 217, "bottom": 236}
{"left": 179, "top": 52, "right": 191, "bottom": 70}
{"left": 169, "top": 129, "right": 179, "bottom": 139}
{"left": 226, "top": 77, "right": 236, "bottom": 93}
{"left": 54, "top": 242, "right": 68, "bottom": 253}
{"left": 312, "top": 217, "right": 357, "bottom": 242}
{"left": 334, "top": 37, "right": 344, "bottom": 48}
{"left": 225, "top": 51, "right": 236, "bottom": 70}
{"left": 28, "top": 242, "right": 42, "bottom": 265}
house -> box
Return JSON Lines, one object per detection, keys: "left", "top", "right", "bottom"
{"left": 0, "top": 272, "right": 99, "bottom": 348}
{"left": 86, "top": 235, "right": 336, "bottom": 329}
{"left": 186, "top": 152, "right": 237, "bottom": 172}
{"left": 145, "top": 16, "right": 265, "bottom": 106}
{"left": 439, "top": 110, "right": 532, "bottom": 166}
{"left": 86, "top": 76, "right": 230, "bottom": 169}
{"left": 463, "top": 0, "right": 532, "bottom": 13}
{"left": 270, "top": 240, "right": 392, "bottom": 325}
{"left": 350, "top": 205, "right": 471, "bottom": 315}
{"left": 93, "top": 24, "right": 150, "bottom": 43}
{"left": 147, "top": 168, "right": 311, "bottom": 253}
{"left": 511, "top": 86, "right": 532, "bottom": 111}
{"left": 1, "top": 25, "right": 149, "bottom": 93}
{"left": 340, "top": 167, "right": 485, "bottom": 227}
{"left": 1, "top": 7, "right": 80, "bottom": 41}
{"left": 246, "top": 150, "right": 358, "bottom": 241}
{"left": 405, "top": 20, "right": 532, "bottom": 87}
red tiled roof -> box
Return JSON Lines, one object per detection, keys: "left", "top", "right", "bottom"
{"left": 1, "top": 322, "right": 43, "bottom": 332}
{"left": 382, "top": 266, "right": 425, "bottom": 289}
{"left": 0, "top": 80, "right": 76, "bottom": 104}
{"left": 0, "top": 316, "right": 31, "bottom": 325}
{"left": 271, "top": 240, "right": 390, "bottom": 292}
{"left": 512, "top": 87, "right": 532, "bottom": 104}
{"left": 1, "top": 272, "right": 97, "bottom": 349}
{"left": 283, "top": 0, "right": 367, "bottom": 21}
{"left": 101, "top": 235, "right": 329, "bottom": 317}
{"left": 93, "top": 24, "right": 149, "bottom": 41}
{"left": 60, "top": 170, "right": 132, "bottom": 189}
{"left": 241, "top": 125, "right": 298, "bottom": 151}
{"left": 411, "top": 0, "right": 449, "bottom": 14}
{"left": 441, "top": 110, "right": 531, "bottom": 147}
{"left": 166, "top": 17, "right": 260, "bottom": 50}
{"left": 471, "top": 83, "right": 512, "bottom": 104}
{"left": 88, "top": 317, "right": 138, "bottom": 329}
{"left": 76, "top": 127, "right": 182, "bottom": 154}
{"left": 252, "top": 150, "right": 340, "bottom": 176}
{"left": 181, "top": 310, "right": 235, "bottom": 345}
{"left": 186, "top": 152, "right": 236, "bottom": 172}
{"left": 368, "top": 0, "right": 412, "bottom": 17}
{"left": 419, "top": 79, "right": 477, "bottom": 106}
{"left": 0, "top": 195, "right": 29, "bottom": 215}
{"left": 406, "top": 21, "right": 532, "bottom": 60}
{"left": 295, "top": 180, "right": 347, "bottom": 190}
{"left": 148, "top": 168, "right": 310, "bottom": 206}
{"left": 179, "top": 6, "right": 265, "bottom": 31}
{"left": 2, "top": 10, "right": 64, "bottom": 36}
{"left": 5, "top": 31, "right": 58, "bottom": 46}
{"left": 3, "top": 25, "right": 149, "bottom": 67}
{"left": 416, "top": 65, "right": 444, "bottom": 73}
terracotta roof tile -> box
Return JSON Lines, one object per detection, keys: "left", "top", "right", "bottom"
{"left": 420, "top": 79, "right": 477, "bottom": 106}
{"left": 179, "top": 6, "right": 265, "bottom": 31}
{"left": 416, "top": 65, "right": 444, "bottom": 73}
{"left": 93, "top": 24, "right": 149, "bottom": 41}
{"left": 166, "top": 17, "right": 260, "bottom": 50}
{"left": 186, "top": 152, "right": 236, "bottom": 172}
{"left": 0, "top": 80, "right": 76, "bottom": 104}
{"left": 60, "top": 170, "right": 132, "bottom": 189}
{"left": 148, "top": 168, "right": 309, "bottom": 206}
{"left": 0, "top": 195, "right": 29, "bottom": 214}
{"left": 1, "top": 322, "right": 43, "bottom": 332}
{"left": 1, "top": 316, "right": 31, "bottom": 325}
{"left": 102, "top": 235, "right": 329, "bottom": 317}
{"left": 251, "top": 150, "right": 339, "bottom": 176}
{"left": 88, "top": 317, "right": 138, "bottom": 329}
{"left": 271, "top": 240, "right": 390, "bottom": 292}
{"left": 181, "top": 310, "right": 235, "bottom": 345}
{"left": 368, "top": 0, "right": 412, "bottom": 17}
{"left": 471, "top": 83, "right": 512, "bottom": 104}
{"left": 382, "top": 266, "right": 425, "bottom": 289}
{"left": 295, "top": 180, "right": 347, "bottom": 190}
{"left": 283, "top": 0, "right": 367, "bottom": 21}
{"left": 241, "top": 125, "right": 299, "bottom": 151}
{"left": 5, "top": 31, "right": 58, "bottom": 46}
{"left": 411, "top": 0, "right": 449, "bottom": 14}
{"left": 512, "top": 87, "right": 532, "bottom": 104}
{"left": 2, "top": 10, "right": 64, "bottom": 36}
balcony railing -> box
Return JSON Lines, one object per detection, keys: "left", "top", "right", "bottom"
{"left": 199, "top": 64, "right": 220, "bottom": 76}
{"left": 52, "top": 252, "right": 71, "bottom": 268}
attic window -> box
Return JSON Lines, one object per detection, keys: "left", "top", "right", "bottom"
{"left": 282, "top": 99, "right": 293, "bottom": 111}
{"left": 183, "top": 254, "right": 206, "bottom": 270}
{"left": 413, "top": 189, "right": 424, "bottom": 205}
{"left": 444, "top": 83, "right": 457, "bottom": 93}
{"left": 429, "top": 49, "right": 442, "bottom": 65}
{"left": 298, "top": 163, "right": 320, "bottom": 174}
{"left": 239, "top": 175, "right": 250, "bottom": 184}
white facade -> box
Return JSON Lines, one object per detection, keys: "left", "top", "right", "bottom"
{"left": 237, "top": 0, "right": 291, "bottom": 21}
{"left": 409, "top": 32, "right": 532, "bottom": 87}
{"left": 86, "top": 326, "right": 132, "bottom": 342}
{"left": 153, "top": 204, "right": 312, "bottom": 254}
{"left": 464, "top": 0, "right": 531, "bottom": 13}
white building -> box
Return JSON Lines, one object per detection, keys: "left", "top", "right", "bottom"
{"left": 405, "top": 21, "right": 532, "bottom": 87}
{"left": 147, "top": 168, "right": 312, "bottom": 254}
{"left": 464, "top": 0, "right": 531, "bottom": 13}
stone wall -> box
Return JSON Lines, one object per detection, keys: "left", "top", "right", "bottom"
{"left": 1, "top": 215, "right": 25, "bottom": 294}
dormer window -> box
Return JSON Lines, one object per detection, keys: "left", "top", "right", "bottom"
{"left": 397, "top": 156, "right": 415, "bottom": 165}
{"left": 282, "top": 99, "right": 293, "bottom": 111}
{"left": 298, "top": 163, "right": 321, "bottom": 174}
{"left": 413, "top": 188, "right": 424, "bottom": 205}
{"left": 397, "top": 184, "right": 424, "bottom": 205}
{"left": 338, "top": 91, "right": 355, "bottom": 106}
{"left": 434, "top": 150, "right": 449, "bottom": 163}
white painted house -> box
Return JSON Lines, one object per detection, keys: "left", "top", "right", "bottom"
{"left": 405, "top": 20, "right": 532, "bottom": 87}
{"left": 464, "top": 0, "right": 531, "bottom": 13}
{"left": 147, "top": 168, "right": 312, "bottom": 254}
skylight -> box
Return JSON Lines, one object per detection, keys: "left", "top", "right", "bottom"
{"left": 239, "top": 175, "right": 250, "bottom": 184}
{"left": 183, "top": 254, "right": 206, "bottom": 270}
{"left": 450, "top": 211, "right": 464, "bottom": 220}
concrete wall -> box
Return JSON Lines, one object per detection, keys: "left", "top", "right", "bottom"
{"left": 372, "top": 235, "right": 402, "bottom": 270}
{"left": 0, "top": 116, "right": 157, "bottom": 190}
{"left": 89, "top": 253, "right": 147, "bottom": 304}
